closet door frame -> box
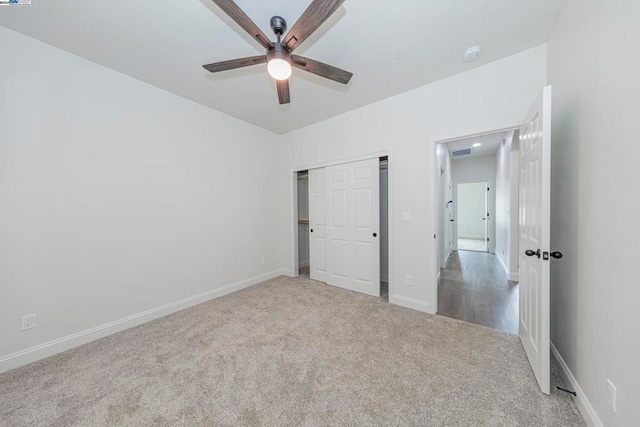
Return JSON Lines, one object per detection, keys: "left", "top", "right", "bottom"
{"left": 291, "top": 150, "right": 392, "bottom": 295}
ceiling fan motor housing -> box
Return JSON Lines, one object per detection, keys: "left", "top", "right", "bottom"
{"left": 267, "top": 42, "right": 291, "bottom": 63}
{"left": 270, "top": 16, "right": 287, "bottom": 37}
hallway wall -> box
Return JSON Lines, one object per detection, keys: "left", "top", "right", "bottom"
{"left": 436, "top": 144, "right": 453, "bottom": 268}
{"left": 494, "top": 130, "right": 519, "bottom": 280}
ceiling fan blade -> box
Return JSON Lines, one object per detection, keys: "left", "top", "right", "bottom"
{"left": 203, "top": 55, "right": 267, "bottom": 73}
{"left": 209, "top": 0, "right": 272, "bottom": 49}
{"left": 277, "top": 80, "right": 291, "bottom": 104}
{"left": 282, "top": 0, "right": 345, "bottom": 52}
{"left": 292, "top": 55, "right": 352, "bottom": 84}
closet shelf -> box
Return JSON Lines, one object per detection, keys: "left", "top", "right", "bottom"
{"left": 298, "top": 219, "right": 310, "bottom": 225}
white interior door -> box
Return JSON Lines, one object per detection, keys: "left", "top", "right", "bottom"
{"left": 309, "top": 168, "right": 327, "bottom": 282}
{"left": 518, "top": 85, "right": 552, "bottom": 394}
{"left": 326, "top": 158, "right": 380, "bottom": 297}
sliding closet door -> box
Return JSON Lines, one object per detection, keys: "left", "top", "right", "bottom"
{"left": 308, "top": 168, "right": 327, "bottom": 282}
{"left": 326, "top": 159, "right": 380, "bottom": 297}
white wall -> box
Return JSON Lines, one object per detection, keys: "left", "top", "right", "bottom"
{"left": 495, "top": 131, "right": 519, "bottom": 280}
{"left": 547, "top": 1, "right": 640, "bottom": 426}
{"left": 277, "top": 45, "right": 547, "bottom": 313}
{"left": 452, "top": 155, "right": 496, "bottom": 252}
{"left": 0, "top": 27, "right": 281, "bottom": 371}
{"left": 457, "top": 182, "right": 487, "bottom": 240}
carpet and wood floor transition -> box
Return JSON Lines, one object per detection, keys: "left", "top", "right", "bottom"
{"left": 0, "top": 275, "right": 584, "bottom": 426}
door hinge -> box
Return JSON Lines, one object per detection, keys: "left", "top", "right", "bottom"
{"left": 487, "top": 238, "right": 490, "bottom": 242}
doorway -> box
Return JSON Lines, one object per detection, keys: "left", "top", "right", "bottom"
{"left": 435, "top": 130, "right": 520, "bottom": 334}
{"left": 456, "top": 181, "right": 488, "bottom": 252}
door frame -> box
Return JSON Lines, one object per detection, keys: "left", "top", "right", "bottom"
{"left": 290, "top": 149, "right": 393, "bottom": 296}
{"left": 454, "top": 180, "right": 492, "bottom": 253}
{"left": 428, "top": 123, "right": 519, "bottom": 310}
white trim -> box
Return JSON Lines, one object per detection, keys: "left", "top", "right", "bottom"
{"left": 551, "top": 342, "right": 603, "bottom": 427}
{"left": 390, "top": 294, "right": 432, "bottom": 314}
{"left": 428, "top": 121, "right": 521, "bottom": 314}
{"left": 0, "top": 269, "right": 288, "bottom": 374}
{"left": 495, "top": 253, "right": 519, "bottom": 281}
{"left": 291, "top": 150, "right": 390, "bottom": 174}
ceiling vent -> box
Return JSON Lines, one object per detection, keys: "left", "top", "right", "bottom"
{"left": 451, "top": 148, "right": 471, "bottom": 157}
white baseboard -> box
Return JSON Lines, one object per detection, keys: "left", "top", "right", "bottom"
{"left": 281, "top": 268, "right": 295, "bottom": 277}
{"left": 459, "top": 235, "right": 485, "bottom": 240}
{"left": 390, "top": 294, "right": 434, "bottom": 314}
{"left": 496, "top": 253, "right": 519, "bottom": 281}
{"left": 0, "top": 269, "right": 288, "bottom": 374}
{"left": 551, "top": 342, "right": 603, "bottom": 427}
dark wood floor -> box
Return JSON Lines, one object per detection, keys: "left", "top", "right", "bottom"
{"left": 437, "top": 250, "right": 519, "bottom": 334}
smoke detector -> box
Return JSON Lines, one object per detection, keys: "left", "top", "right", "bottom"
{"left": 463, "top": 45, "right": 482, "bottom": 62}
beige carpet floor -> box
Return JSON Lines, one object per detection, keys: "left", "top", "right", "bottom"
{"left": 0, "top": 275, "right": 584, "bottom": 426}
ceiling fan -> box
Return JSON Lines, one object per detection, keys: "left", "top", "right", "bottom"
{"left": 203, "top": 0, "right": 353, "bottom": 105}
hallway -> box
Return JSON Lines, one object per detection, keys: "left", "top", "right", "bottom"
{"left": 438, "top": 250, "right": 519, "bottom": 334}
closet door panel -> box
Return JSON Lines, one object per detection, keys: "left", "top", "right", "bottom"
{"left": 309, "top": 168, "right": 327, "bottom": 282}
{"left": 326, "top": 158, "right": 380, "bottom": 297}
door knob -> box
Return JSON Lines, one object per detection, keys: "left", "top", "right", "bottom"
{"left": 373, "top": 233, "right": 377, "bottom": 237}
{"left": 525, "top": 249, "right": 540, "bottom": 258}
{"left": 310, "top": 229, "right": 313, "bottom": 233}
{"left": 550, "top": 251, "right": 563, "bottom": 259}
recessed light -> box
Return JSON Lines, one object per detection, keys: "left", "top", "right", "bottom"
{"left": 395, "top": 50, "right": 406, "bottom": 60}
{"left": 473, "top": 143, "right": 482, "bottom": 147}
{"left": 464, "top": 45, "right": 482, "bottom": 62}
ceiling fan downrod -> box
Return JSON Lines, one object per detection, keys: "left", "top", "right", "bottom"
{"left": 270, "top": 16, "right": 287, "bottom": 44}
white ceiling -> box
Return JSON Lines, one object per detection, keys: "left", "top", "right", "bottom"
{"left": 0, "top": 0, "right": 565, "bottom": 134}
{"left": 447, "top": 131, "right": 509, "bottom": 160}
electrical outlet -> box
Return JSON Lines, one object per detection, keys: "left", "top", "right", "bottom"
{"left": 405, "top": 275, "right": 413, "bottom": 286}
{"left": 21, "top": 314, "right": 36, "bottom": 331}
{"left": 606, "top": 379, "right": 618, "bottom": 413}
{"left": 259, "top": 258, "right": 265, "bottom": 266}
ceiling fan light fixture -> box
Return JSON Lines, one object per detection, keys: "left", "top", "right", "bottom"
{"left": 267, "top": 44, "right": 292, "bottom": 80}
{"left": 267, "top": 58, "right": 292, "bottom": 80}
